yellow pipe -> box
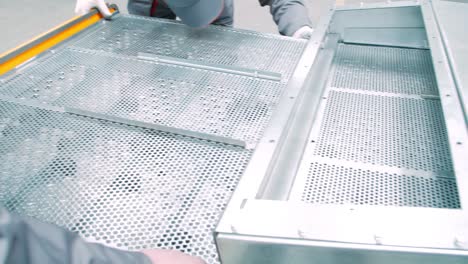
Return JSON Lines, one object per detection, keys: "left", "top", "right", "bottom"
{"left": 0, "top": 9, "right": 115, "bottom": 75}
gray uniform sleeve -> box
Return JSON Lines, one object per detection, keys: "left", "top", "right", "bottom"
{"left": 259, "top": 0, "right": 312, "bottom": 36}
{"left": 0, "top": 206, "right": 151, "bottom": 264}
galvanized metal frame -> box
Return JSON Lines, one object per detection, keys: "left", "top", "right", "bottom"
{"left": 430, "top": 0, "right": 468, "bottom": 121}
{"left": 216, "top": 1, "right": 468, "bottom": 262}
{"left": 257, "top": 34, "right": 340, "bottom": 200}
{"left": 420, "top": 0, "right": 468, "bottom": 209}
{"left": 217, "top": 233, "right": 468, "bottom": 264}
{"left": 330, "top": 1, "right": 427, "bottom": 48}
{"left": 214, "top": 1, "right": 336, "bottom": 220}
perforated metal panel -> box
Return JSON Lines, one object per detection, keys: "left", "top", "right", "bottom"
{"left": 0, "top": 100, "right": 251, "bottom": 263}
{"left": 291, "top": 44, "right": 459, "bottom": 208}
{"left": 72, "top": 15, "right": 306, "bottom": 80}
{"left": 0, "top": 48, "right": 284, "bottom": 146}
{"left": 332, "top": 44, "right": 438, "bottom": 95}
{"left": 0, "top": 12, "right": 313, "bottom": 263}
{"left": 301, "top": 162, "right": 459, "bottom": 208}
{"left": 315, "top": 91, "right": 452, "bottom": 172}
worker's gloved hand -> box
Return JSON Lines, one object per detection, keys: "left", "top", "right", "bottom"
{"left": 142, "top": 249, "right": 206, "bottom": 264}
{"left": 292, "top": 26, "right": 314, "bottom": 40}
{"left": 75, "top": 0, "right": 112, "bottom": 18}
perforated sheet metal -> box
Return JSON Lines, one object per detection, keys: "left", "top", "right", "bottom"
{"left": 0, "top": 100, "right": 251, "bottom": 263}
{"left": 72, "top": 15, "right": 306, "bottom": 80}
{"left": 315, "top": 91, "right": 452, "bottom": 172}
{"left": 0, "top": 49, "right": 284, "bottom": 146}
{"left": 332, "top": 44, "right": 438, "bottom": 95}
{"left": 291, "top": 44, "right": 458, "bottom": 208}
{"left": 301, "top": 162, "right": 459, "bottom": 208}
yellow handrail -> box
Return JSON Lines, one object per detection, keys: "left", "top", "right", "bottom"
{"left": 0, "top": 7, "right": 117, "bottom": 75}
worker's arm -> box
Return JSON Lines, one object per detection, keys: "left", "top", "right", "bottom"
{"left": 0, "top": 206, "right": 205, "bottom": 263}
{"left": 259, "top": 0, "right": 313, "bottom": 38}
{"left": 0, "top": 206, "right": 151, "bottom": 263}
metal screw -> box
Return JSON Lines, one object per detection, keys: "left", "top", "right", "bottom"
{"left": 298, "top": 230, "right": 306, "bottom": 239}
{"left": 374, "top": 235, "right": 383, "bottom": 245}
{"left": 454, "top": 237, "right": 467, "bottom": 249}
{"left": 230, "top": 225, "right": 237, "bottom": 234}
{"left": 240, "top": 199, "right": 247, "bottom": 209}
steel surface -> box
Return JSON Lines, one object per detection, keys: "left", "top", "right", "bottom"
{"left": 0, "top": 13, "right": 311, "bottom": 264}
{"left": 420, "top": 0, "right": 468, "bottom": 209}
{"left": 0, "top": 100, "right": 251, "bottom": 263}
{"left": 72, "top": 15, "right": 306, "bottom": 81}
{"left": 300, "top": 161, "right": 458, "bottom": 207}
{"left": 332, "top": 44, "right": 438, "bottom": 95}
{"left": 216, "top": 3, "right": 468, "bottom": 262}
{"left": 290, "top": 44, "right": 457, "bottom": 208}
{"left": 258, "top": 34, "right": 340, "bottom": 199}
{"left": 431, "top": 0, "right": 468, "bottom": 121}
{"left": 217, "top": 233, "right": 468, "bottom": 264}
{"left": 0, "top": 48, "right": 285, "bottom": 146}
{"left": 315, "top": 91, "right": 451, "bottom": 172}
{"left": 342, "top": 27, "right": 429, "bottom": 49}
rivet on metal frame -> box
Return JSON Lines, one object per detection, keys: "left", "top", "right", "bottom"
{"left": 454, "top": 237, "right": 468, "bottom": 249}
{"left": 374, "top": 235, "right": 383, "bottom": 245}
{"left": 230, "top": 225, "right": 237, "bottom": 234}
{"left": 297, "top": 229, "right": 307, "bottom": 239}
{"left": 240, "top": 199, "right": 248, "bottom": 209}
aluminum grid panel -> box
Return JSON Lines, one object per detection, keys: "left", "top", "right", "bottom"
{"left": 0, "top": 100, "right": 251, "bottom": 264}
{"left": 72, "top": 15, "right": 306, "bottom": 80}
{"left": 0, "top": 49, "right": 284, "bottom": 146}
{"left": 332, "top": 44, "right": 438, "bottom": 95}
{"left": 291, "top": 44, "right": 457, "bottom": 208}
{"left": 301, "top": 162, "right": 460, "bottom": 208}
{"left": 315, "top": 91, "right": 452, "bottom": 172}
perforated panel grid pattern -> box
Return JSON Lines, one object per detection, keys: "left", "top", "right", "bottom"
{"left": 314, "top": 91, "right": 452, "bottom": 172}
{"left": 0, "top": 100, "right": 251, "bottom": 263}
{"left": 72, "top": 15, "right": 306, "bottom": 80}
{"left": 0, "top": 49, "right": 283, "bottom": 145}
{"left": 301, "top": 162, "right": 459, "bottom": 208}
{"left": 332, "top": 44, "right": 438, "bottom": 95}
{"left": 292, "top": 44, "right": 459, "bottom": 208}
